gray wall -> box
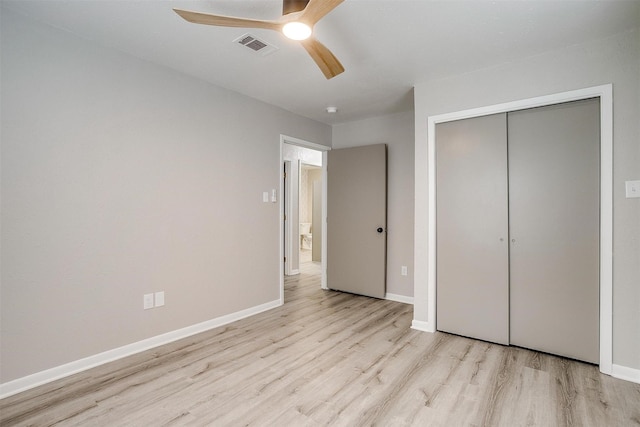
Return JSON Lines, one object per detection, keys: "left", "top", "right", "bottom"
{"left": 332, "top": 112, "right": 415, "bottom": 298}
{"left": 0, "top": 9, "right": 331, "bottom": 383}
{"left": 414, "top": 29, "right": 640, "bottom": 369}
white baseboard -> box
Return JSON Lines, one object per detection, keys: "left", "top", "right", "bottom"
{"left": 612, "top": 364, "right": 640, "bottom": 384}
{"left": 385, "top": 293, "right": 414, "bottom": 305}
{"left": 411, "top": 319, "right": 435, "bottom": 333}
{"left": 0, "top": 299, "right": 282, "bottom": 399}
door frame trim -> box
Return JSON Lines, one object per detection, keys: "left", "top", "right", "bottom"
{"left": 279, "top": 135, "right": 330, "bottom": 304}
{"left": 283, "top": 160, "right": 300, "bottom": 276}
{"left": 413, "top": 84, "right": 613, "bottom": 375}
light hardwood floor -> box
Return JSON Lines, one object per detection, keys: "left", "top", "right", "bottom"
{"left": 2, "top": 259, "right": 639, "bottom": 426}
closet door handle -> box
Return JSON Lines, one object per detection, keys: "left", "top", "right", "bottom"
{"left": 377, "top": 227, "right": 384, "bottom": 233}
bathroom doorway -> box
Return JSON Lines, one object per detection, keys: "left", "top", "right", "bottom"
{"left": 279, "top": 135, "right": 328, "bottom": 303}
{"left": 300, "top": 163, "right": 322, "bottom": 263}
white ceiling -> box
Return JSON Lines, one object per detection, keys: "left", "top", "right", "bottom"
{"left": 3, "top": 0, "right": 639, "bottom": 124}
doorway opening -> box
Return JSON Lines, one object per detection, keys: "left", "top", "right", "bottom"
{"left": 279, "top": 135, "right": 329, "bottom": 304}
{"left": 299, "top": 163, "right": 322, "bottom": 263}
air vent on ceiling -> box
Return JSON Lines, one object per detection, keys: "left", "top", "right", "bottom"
{"left": 234, "top": 34, "right": 278, "bottom": 57}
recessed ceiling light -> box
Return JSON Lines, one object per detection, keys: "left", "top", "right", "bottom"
{"left": 326, "top": 106, "right": 338, "bottom": 113}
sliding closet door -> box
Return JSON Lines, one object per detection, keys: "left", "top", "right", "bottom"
{"left": 436, "top": 113, "right": 510, "bottom": 345}
{"left": 508, "top": 99, "right": 600, "bottom": 363}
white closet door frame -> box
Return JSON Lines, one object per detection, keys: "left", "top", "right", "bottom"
{"left": 415, "top": 84, "right": 613, "bottom": 375}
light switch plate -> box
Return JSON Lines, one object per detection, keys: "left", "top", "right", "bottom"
{"left": 143, "top": 293, "right": 154, "bottom": 310}
{"left": 625, "top": 180, "right": 640, "bottom": 198}
{"left": 154, "top": 291, "right": 165, "bottom": 307}
{"left": 262, "top": 191, "right": 269, "bottom": 203}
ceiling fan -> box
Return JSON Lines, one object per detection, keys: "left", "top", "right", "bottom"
{"left": 173, "top": 0, "right": 345, "bottom": 79}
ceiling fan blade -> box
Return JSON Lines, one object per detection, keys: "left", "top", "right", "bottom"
{"left": 283, "top": 0, "right": 310, "bottom": 16}
{"left": 173, "top": 9, "right": 282, "bottom": 31}
{"left": 300, "top": 0, "right": 344, "bottom": 26}
{"left": 301, "top": 38, "right": 344, "bottom": 79}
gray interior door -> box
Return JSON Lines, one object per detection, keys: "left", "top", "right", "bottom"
{"left": 436, "top": 114, "right": 510, "bottom": 345}
{"left": 508, "top": 99, "right": 600, "bottom": 363}
{"left": 327, "top": 144, "right": 387, "bottom": 299}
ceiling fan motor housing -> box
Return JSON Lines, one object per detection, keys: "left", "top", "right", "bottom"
{"left": 283, "top": 0, "right": 310, "bottom": 15}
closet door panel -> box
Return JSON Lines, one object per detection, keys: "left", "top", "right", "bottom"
{"left": 436, "top": 113, "right": 510, "bottom": 345}
{"left": 508, "top": 99, "right": 600, "bottom": 363}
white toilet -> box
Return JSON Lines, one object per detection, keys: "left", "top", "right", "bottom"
{"left": 300, "top": 222, "right": 312, "bottom": 250}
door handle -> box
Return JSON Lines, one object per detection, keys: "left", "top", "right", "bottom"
{"left": 377, "top": 227, "right": 384, "bottom": 233}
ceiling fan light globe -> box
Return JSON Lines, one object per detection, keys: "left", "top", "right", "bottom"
{"left": 282, "top": 22, "right": 312, "bottom": 40}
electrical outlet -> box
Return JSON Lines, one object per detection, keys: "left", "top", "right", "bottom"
{"left": 401, "top": 266, "right": 408, "bottom": 276}
{"left": 155, "top": 291, "right": 165, "bottom": 307}
{"left": 143, "top": 293, "right": 154, "bottom": 310}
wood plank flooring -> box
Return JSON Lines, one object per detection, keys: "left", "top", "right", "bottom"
{"left": 2, "top": 259, "right": 639, "bottom": 426}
